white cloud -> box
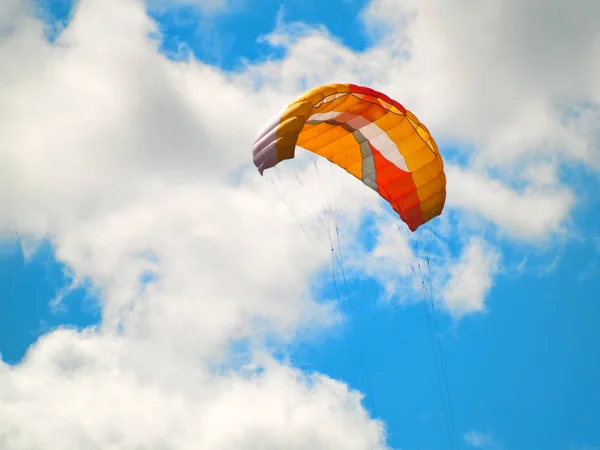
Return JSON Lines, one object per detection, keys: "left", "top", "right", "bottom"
{"left": 0, "top": 1, "right": 388, "bottom": 447}
{"left": 348, "top": 213, "right": 422, "bottom": 304}
{"left": 0, "top": 329, "right": 386, "bottom": 450}
{"left": 0, "top": 0, "right": 599, "bottom": 447}
{"left": 446, "top": 165, "right": 574, "bottom": 241}
{"left": 345, "top": 216, "right": 500, "bottom": 318}
{"left": 361, "top": 0, "right": 600, "bottom": 167}
{"left": 441, "top": 238, "right": 501, "bottom": 318}
{"left": 0, "top": 0, "right": 30, "bottom": 36}
{"left": 464, "top": 430, "right": 501, "bottom": 449}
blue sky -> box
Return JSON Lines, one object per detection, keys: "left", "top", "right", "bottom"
{"left": 2, "top": 1, "right": 600, "bottom": 449}
{"left": 150, "top": 0, "right": 371, "bottom": 68}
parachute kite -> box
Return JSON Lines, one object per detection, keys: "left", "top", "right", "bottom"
{"left": 252, "top": 83, "right": 446, "bottom": 232}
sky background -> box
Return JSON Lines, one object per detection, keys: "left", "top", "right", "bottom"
{"left": 1, "top": 0, "right": 600, "bottom": 449}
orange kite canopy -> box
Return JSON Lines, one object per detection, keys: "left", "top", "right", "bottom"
{"left": 252, "top": 83, "right": 446, "bottom": 232}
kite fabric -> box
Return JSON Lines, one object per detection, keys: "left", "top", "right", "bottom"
{"left": 252, "top": 83, "right": 446, "bottom": 232}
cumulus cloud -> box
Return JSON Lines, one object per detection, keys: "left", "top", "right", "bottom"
{"left": 354, "top": 222, "right": 501, "bottom": 317}
{"left": 446, "top": 165, "right": 574, "bottom": 241}
{"left": 362, "top": 0, "right": 600, "bottom": 168}
{"left": 0, "top": 330, "right": 385, "bottom": 450}
{"left": 441, "top": 239, "right": 501, "bottom": 318}
{"left": 0, "top": 1, "right": 389, "bottom": 447}
{"left": 1, "top": 0, "right": 599, "bottom": 447}
{"left": 0, "top": 0, "right": 30, "bottom": 35}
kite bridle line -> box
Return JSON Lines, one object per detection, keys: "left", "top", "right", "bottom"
{"left": 266, "top": 153, "right": 460, "bottom": 450}
{"left": 267, "top": 160, "right": 383, "bottom": 450}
